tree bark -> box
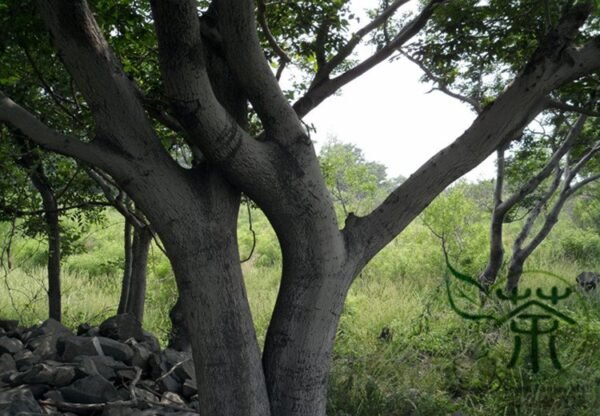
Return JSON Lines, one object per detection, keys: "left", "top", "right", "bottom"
{"left": 479, "top": 148, "right": 506, "bottom": 290}
{"left": 117, "top": 218, "right": 133, "bottom": 315}
{"left": 29, "top": 169, "right": 61, "bottom": 322}
{"left": 112, "top": 159, "right": 271, "bottom": 415}
{"left": 124, "top": 223, "right": 152, "bottom": 323}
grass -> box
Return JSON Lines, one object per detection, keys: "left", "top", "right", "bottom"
{"left": 1, "top": 207, "right": 600, "bottom": 416}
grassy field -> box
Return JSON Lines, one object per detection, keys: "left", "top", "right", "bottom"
{"left": 1, "top": 205, "right": 599, "bottom": 415}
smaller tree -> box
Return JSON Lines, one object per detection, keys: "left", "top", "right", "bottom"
{"left": 319, "top": 139, "right": 394, "bottom": 217}
{"left": 0, "top": 130, "right": 106, "bottom": 321}
{"left": 480, "top": 114, "right": 600, "bottom": 291}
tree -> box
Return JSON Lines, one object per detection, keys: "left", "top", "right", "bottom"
{"left": 482, "top": 114, "right": 600, "bottom": 291}
{"left": 1, "top": 1, "right": 599, "bottom": 415}
{"left": 319, "top": 139, "right": 392, "bottom": 217}
{"left": 0, "top": 130, "right": 107, "bottom": 322}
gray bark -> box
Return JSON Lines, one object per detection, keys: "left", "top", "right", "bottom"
{"left": 117, "top": 219, "right": 133, "bottom": 315}
{"left": 125, "top": 224, "right": 151, "bottom": 323}
{"left": 31, "top": 172, "right": 61, "bottom": 322}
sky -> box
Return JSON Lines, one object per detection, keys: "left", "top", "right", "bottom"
{"left": 301, "top": 1, "right": 497, "bottom": 183}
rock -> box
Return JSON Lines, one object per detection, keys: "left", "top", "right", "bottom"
{"left": 98, "top": 337, "right": 134, "bottom": 364}
{"left": 576, "top": 271, "right": 599, "bottom": 291}
{"left": 57, "top": 335, "right": 101, "bottom": 361}
{"left": 130, "top": 343, "right": 152, "bottom": 371}
{"left": 27, "top": 383, "right": 50, "bottom": 400}
{"left": 160, "top": 391, "right": 185, "bottom": 405}
{"left": 141, "top": 331, "right": 161, "bottom": 353}
{"left": 182, "top": 378, "right": 197, "bottom": 399}
{"left": 27, "top": 319, "right": 72, "bottom": 359}
{"left": 13, "top": 362, "right": 77, "bottom": 387}
{"left": 14, "top": 349, "right": 41, "bottom": 371}
{"left": 102, "top": 406, "right": 139, "bottom": 416}
{"left": 43, "top": 389, "right": 64, "bottom": 402}
{"left": 59, "top": 374, "right": 120, "bottom": 404}
{"left": 75, "top": 355, "right": 128, "bottom": 380}
{"left": 157, "top": 372, "right": 181, "bottom": 394}
{"left": 0, "top": 336, "right": 23, "bottom": 354}
{"left": 0, "top": 386, "right": 43, "bottom": 415}
{"left": 0, "top": 353, "right": 16, "bottom": 374}
{"left": 162, "top": 349, "right": 194, "bottom": 382}
{"left": 99, "top": 314, "right": 144, "bottom": 343}
{"left": 76, "top": 323, "right": 92, "bottom": 336}
{"left": 0, "top": 320, "right": 18, "bottom": 332}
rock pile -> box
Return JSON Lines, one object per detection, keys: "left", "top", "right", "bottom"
{"left": 0, "top": 315, "right": 198, "bottom": 415}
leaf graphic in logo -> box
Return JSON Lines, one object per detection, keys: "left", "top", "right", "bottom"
{"left": 445, "top": 260, "right": 499, "bottom": 323}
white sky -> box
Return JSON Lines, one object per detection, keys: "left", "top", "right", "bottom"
{"left": 301, "top": 1, "right": 497, "bottom": 182}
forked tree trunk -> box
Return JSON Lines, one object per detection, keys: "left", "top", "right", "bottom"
{"left": 122, "top": 163, "right": 271, "bottom": 415}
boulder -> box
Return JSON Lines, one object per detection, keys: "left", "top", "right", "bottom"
{"left": 12, "top": 362, "right": 77, "bottom": 387}
{"left": 0, "top": 336, "right": 23, "bottom": 354}
{"left": 57, "top": 335, "right": 102, "bottom": 361}
{"left": 58, "top": 335, "right": 134, "bottom": 364}
{"left": 99, "top": 314, "right": 144, "bottom": 343}
{"left": 0, "top": 320, "right": 18, "bottom": 332}
{"left": 98, "top": 337, "right": 135, "bottom": 364}
{"left": 75, "top": 355, "right": 128, "bottom": 380}
{"left": 576, "top": 271, "right": 600, "bottom": 291}
{"left": 27, "top": 318, "right": 72, "bottom": 359}
{"left": 59, "top": 374, "right": 120, "bottom": 404}
{"left": 13, "top": 349, "right": 41, "bottom": 371}
{"left": 0, "top": 386, "right": 43, "bottom": 415}
{"left": 0, "top": 353, "right": 16, "bottom": 374}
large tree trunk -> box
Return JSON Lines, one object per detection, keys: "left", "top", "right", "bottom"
{"left": 262, "top": 215, "right": 351, "bottom": 415}
{"left": 122, "top": 162, "right": 271, "bottom": 416}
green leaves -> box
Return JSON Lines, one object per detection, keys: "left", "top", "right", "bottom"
{"left": 319, "top": 139, "right": 392, "bottom": 217}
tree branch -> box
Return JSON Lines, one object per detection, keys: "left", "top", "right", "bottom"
{"left": 496, "top": 113, "right": 586, "bottom": 215}
{"left": 37, "top": 0, "right": 164, "bottom": 160}
{"left": 0, "top": 92, "right": 111, "bottom": 166}
{"left": 545, "top": 98, "right": 600, "bottom": 117}
{"left": 400, "top": 50, "right": 483, "bottom": 112}
{"left": 311, "top": 0, "right": 410, "bottom": 87}
{"left": 256, "top": 0, "right": 291, "bottom": 80}
{"left": 294, "top": 0, "right": 446, "bottom": 118}
{"left": 343, "top": 3, "right": 600, "bottom": 271}
{"left": 216, "top": 0, "right": 304, "bottom": 142}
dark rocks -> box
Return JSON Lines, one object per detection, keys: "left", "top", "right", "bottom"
{"left": 99, "top": 314, "right": 144, "bottom": 343}
{"left": 12, "top": 362, "right": 77, "bottom": 387}
{"left": 0, "top": 336, "right": 23, "bottom": 354}
{"left": 0, "top": 386, "right": 44, "bottom": 415}
{"left": 0, "top": 318, "right": 200, "bottom": 415}
{"left": 59, "top": 374, "right": 120, "bottom": 404}
{"left": 27, "top": 319, "right": 72, "bottom": 359}
{"left": 58, "top": 335, "right": 133, "bottom": 363}
{"left": 0, "top": 354, "right": 16, "bottom": 374}
{"left": 576, "top": 271, "right": 599, "bottom": 291}
{"left": 0, "top": 319, "right": 18, "bottom": 332}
